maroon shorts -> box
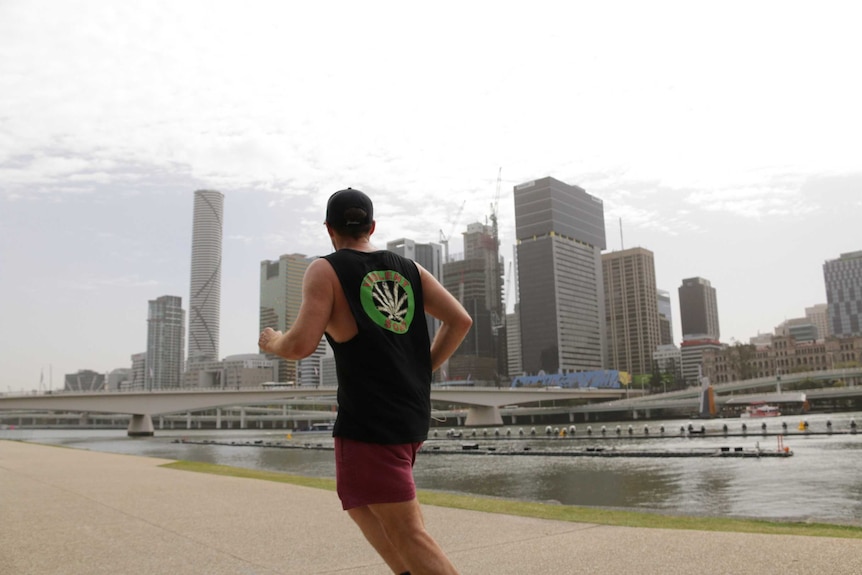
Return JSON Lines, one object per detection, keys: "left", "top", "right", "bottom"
{"left": 334, "top": 436, "right": 422, "bottom": 510}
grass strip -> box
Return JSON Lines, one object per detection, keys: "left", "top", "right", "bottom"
{"left": 163, "top": 460, "right": 337, "bottom": 491}
{"left": 163, "top": 460, "right": 862, "bottom": 540}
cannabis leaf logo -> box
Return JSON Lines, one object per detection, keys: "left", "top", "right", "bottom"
{"left": 360, "top": 269, "right": 415, "bottom": 334}
{"left": 373, "top": 281, "right": 408, "bottom": 321}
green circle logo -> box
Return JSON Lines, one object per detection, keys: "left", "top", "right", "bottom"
{"left": 360, "top": 270, "right": 415, "bottom": 334}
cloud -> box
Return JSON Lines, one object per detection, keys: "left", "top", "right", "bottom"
{"left": 0, "top": 155, "right": 92, "bottom": 187}
{"left": 684, "top": 187, "right": 818, "bottom": 219}
{"left": 61, "top": 275, "right": 161, "bottom": 292}
{"left": 589, "top": 169, "right": 824, "bottom": 226}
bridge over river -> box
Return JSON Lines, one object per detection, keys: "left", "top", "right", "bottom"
{"left": 3, "top": 367, "right": 861, "bottom": 435}
{"left": 573, "top": 367, "right": 862, "bottom": 418}
{"left": 0, "top": 386, "right": 630, "bottom": 435}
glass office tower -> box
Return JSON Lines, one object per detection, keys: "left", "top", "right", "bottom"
{"left": 514, "top": 177, "right": 606, "bottom": 374}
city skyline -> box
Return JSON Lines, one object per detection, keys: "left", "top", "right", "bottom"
{"left": 3, "top": 188, "right": 856, "bottom": 392}
{"left": 2, "top": 2, "right": 861, "bottom": 391}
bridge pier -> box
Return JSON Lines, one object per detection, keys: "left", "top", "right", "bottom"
{"left": 128, "top": 414, "right": 154, "bottom": 437}
{"left": 464, "top": 406, "right": 503, "bottom": 427}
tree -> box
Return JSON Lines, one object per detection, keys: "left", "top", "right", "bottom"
{"left": 649, "top": 360, "right": 662, "bottom": 393}
{"left": 660, "top": 357, "right": 684, "bottom": 392}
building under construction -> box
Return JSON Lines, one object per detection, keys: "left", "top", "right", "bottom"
{"left": 442, "top": 221, "right": 506, "bottom": 383}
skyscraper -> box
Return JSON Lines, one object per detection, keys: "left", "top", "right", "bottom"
{"left": 387, "top": 238, "right": 444, "bottom": 280}
{"left": 602, "top": 247, "right": 661, "bottom": 376}
{"left": 387, "top": 238, "right": 444, "bottom": 346}
{"left": 506, "top": 304, "right": 522, "bottom": 377}
{"left": 678, "top": 277, "right": 720, "bottom": 340}
{"left": 657, "top": 289, "right": 674, "bottom": 345}
{"left": 130, "top": 352, "right": 146, "bottom": 390}
{"left": 260, "top": 253, "right": 322, "bottom": 383}
{"left": 463, "top": 222, "right": 505, "bottom": 330}
{"left": 678, "top": 277, "right": 719, "bottom": 386}
{"left": 514, "top": 177, "right": 607, "bottom": 374}
{"left": 442, "top": 222, "right": 504, "bottom": 382}
{"left": 146, "top": 295, "right": 185, "bottom": 389}
{"left": 824, "top": 251, "right": 862, "bottom": 338}
{"left": 188, "top": 190, "right": 224, "bottom": 365}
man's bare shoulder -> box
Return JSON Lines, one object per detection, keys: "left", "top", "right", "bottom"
{"left": 307, "top": 257, "right": 335, "bottom": 272}
{"left": 303, "top": 257, "right": 338, "bottom": 285}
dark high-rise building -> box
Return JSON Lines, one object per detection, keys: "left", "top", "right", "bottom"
{"left": 188, "top": 190, "right": 224, "bottom": 364}
{"left": 442, "top": 222, "right": 504, "bottom": 382}
{"left": 602, "top": 247, "right": 661, "bottom": 377}
{"left": 678, "top": 277, "right": 720, "bottom": 340}
{"left": 824, "top": 251, "right": 862, "bottom": 337}
{"left": 657, "top": 289, "right": 674, "bottom": 345}
{"left": 514, "top": 177, "right": 606, "bottom": 374}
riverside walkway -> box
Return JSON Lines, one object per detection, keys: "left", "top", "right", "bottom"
{"left": 1, "top": 440, "right": 860, "bottom": 575}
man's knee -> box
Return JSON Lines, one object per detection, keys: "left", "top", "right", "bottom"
{"left": 371, "top": 502, "right": 428, "bottom": 541}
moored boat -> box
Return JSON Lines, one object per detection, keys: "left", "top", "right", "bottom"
{"left": 740, "top": 402, "right": 781, "bottom": 418}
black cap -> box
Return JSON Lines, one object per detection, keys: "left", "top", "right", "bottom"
{"left": 325, "top": 188, "right": 373, "bottom": 228}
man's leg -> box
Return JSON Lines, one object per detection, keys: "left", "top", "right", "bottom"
{"left": 347, "top": 505, "right": 409, "bottom": 574}
{"left": 366, "top": 497, "right": 459, "bottom": 575}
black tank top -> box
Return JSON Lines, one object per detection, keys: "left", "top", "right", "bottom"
{"left": 322, "top": 249, "right": 432, "bottom": 444}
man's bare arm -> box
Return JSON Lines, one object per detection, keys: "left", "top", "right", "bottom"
{"left": 259, "top": 259, "right": 334, "bottom": 360}
{"left": 419, "top": 264, "right": 472, "bottom": 372}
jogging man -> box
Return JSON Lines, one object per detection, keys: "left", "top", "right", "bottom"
{"left": 259, "top": 187, "right": 471, "bottom": 575}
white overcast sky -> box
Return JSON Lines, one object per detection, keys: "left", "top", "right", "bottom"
{"left": 1, "top": 1, "right": 861, "bottom": 391}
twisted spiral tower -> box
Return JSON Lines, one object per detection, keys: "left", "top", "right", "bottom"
{"left": 188, "top": 190, "right": 224, "bottom": 365}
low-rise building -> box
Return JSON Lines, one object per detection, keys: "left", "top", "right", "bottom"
{"left": 680, "top": 338, "right": 722, "bottom": 386}
{"left": 180, "top": 354, "right": 277, "bottom": 389}
{"left": 704, "top": 335, "right": 862, "bottom": 383}
{"left": 223, "top": 354, "right": 275, "bottom": 388}
{"left": 107, "top": 368, "right": 132, "bottom": 391}
{"left": 64, "top": 370, "right": 105, "bottom": 392}
{"left": 653, "top": 344, "right": 681, "bottom": 372}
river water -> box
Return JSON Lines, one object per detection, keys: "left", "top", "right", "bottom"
{"left": 4, "top": 411, "right": 862, "bottom": 525}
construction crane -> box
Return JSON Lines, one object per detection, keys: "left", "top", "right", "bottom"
{"left": 490, "top": 167, "right": 502, "bottom": 244}
{"left": 489, "top": 168, "right": 504, "bottom": 333}
{"left": 439, "top": 199, "right": 466, "bottom": 263}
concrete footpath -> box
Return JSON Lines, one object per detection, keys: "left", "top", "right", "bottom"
{"left": 1, "top": 440, "right": 861, "bottom": 575}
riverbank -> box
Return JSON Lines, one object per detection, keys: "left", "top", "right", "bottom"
{"left": 9, "top": 419, "right": 862, "bottom": 524}
{"left": 3, "top": 439, "right": 862, "bottom": 575}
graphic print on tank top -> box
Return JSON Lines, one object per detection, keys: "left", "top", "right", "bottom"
{"left": 359, "top": 269, "right": 415, "bottom": 334}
